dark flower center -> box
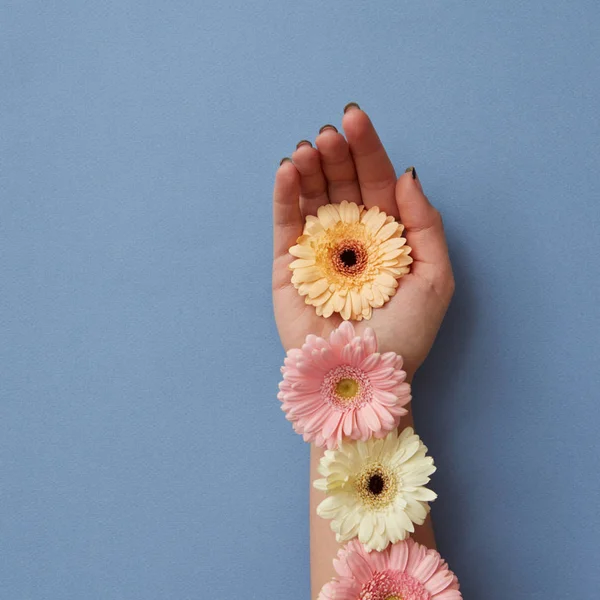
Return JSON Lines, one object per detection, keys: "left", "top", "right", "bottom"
{"left": 340, "top": 248, "right": 358, "bottom": 267}
{"left": 368, "top": 473, "right": 385, "bottom": 495}
{"left": 357, "top": 463, "right": 397, "bottom": 509}
{"left": 331, "top": 240, "right": 368, "bottom": 276}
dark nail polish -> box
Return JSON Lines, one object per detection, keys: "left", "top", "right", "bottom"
{"left": 280, "top": 157, "right": 292, "bottom": 166}
{"left": 405, "top": 166, "right": 417, "bottom": 180}
{"left": 343, "top": 102, "right": 361, "bottom": 113}
{"left": 319, "top": 124, "right": 338, "bottom": 134}
{"left": 296, "top": 140, "right": 312, "bottom": 149}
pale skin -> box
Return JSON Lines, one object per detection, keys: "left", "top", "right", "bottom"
{"left": 272, "top": 105, "right": 455, "bottom": 598}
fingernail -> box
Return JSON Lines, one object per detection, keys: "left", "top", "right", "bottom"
{"left": 296, "top": 139, "right": 312, "bottom": 149}
{"left": 405, "top": 166, "right": 417, "bottom": 180}
{"left": 343, "top": 102, "right": 361, "bottom": 113}
{"left": 319, "top": 124, "right": 338, "bottom": 134}
{"left": 280, "top": 157, "right": 292, "bottom": 166}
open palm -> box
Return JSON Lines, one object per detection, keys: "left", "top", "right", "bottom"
{"left": 273, "top": 107, "right": 454, "bottom": 380}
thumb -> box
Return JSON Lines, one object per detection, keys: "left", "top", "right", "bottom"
{"left": 395, "top": 168, "right": 450, "bottom": 268}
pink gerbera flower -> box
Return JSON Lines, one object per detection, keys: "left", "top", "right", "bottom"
{"left": 278, "top": 322, "right": 411, "bottom": 449}
{"left": 319, "top": 538, "right": 462, "bottom": 600}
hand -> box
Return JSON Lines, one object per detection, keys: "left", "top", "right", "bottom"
{"left": 272, "top": 106, "right": 454, "bottom": 380}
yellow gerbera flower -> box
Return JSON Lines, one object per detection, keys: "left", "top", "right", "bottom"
{"left": 289, "top": 201, "right": 412, "bottom": 320}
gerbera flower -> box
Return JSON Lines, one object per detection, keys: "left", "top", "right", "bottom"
{"left": 289, "top": 201, "right": 412, "bottom": 321}
{"left": 319, "top": 538, "right": 462, "bottom": 600}
{"left": 278, "top": 322, "right": 411, "bottom": 449}
{"left": 314, "top": 428, "right": 436, "bottom": 552}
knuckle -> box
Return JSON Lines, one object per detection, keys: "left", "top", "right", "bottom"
{"left": 445, "top": 273, "right": 456, "bottom": 298}
{"left": 430, "top": 207, "right": 443, "bottom": 227}
{"left": 417, "top": 206, "right": 443, "bottom": 233}
{"left": 431, "top": 265, "right": 455, "bottom": 301}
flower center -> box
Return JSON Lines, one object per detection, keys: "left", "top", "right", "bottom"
{"left": 335, "top": 377, "right": 359, "bottom": 399}
{"left": 359, "top": 570, "right": 430, "bottom": 600}
{"left": 368, "top": 473, "right": 385, "bottom": 495}
{"left": 356, "top": 464, "right": 399, "bottom": 510}
{"left": 340, "top": 248, "right": 357, "bottom": 267}
{"left": 321, "top": 365, "right": 373, "bottom": 410}
{"left": 331, "top": 240, "right": 368, "bottom": 276}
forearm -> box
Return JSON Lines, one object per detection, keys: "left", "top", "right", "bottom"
{"left": 309, "top": 401, "right": 436, "bottom": 598}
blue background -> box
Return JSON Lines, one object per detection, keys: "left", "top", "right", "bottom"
{"left": 2, "top": 1, "right": 599, "bottom": 598}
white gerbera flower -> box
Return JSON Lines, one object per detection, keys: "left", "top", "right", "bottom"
{"left": 313, "top": 428, "right": 437, "bottom": 552}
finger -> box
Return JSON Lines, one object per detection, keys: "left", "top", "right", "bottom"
{"left": 341, "top": 106, "right": 398, "bottom": 217}
{"left": 292, "top": 141, "right": 329, "bottom": 217}
{"left": 273, "top": 159, "right": 302, "bottom": 259}
{"left": 315, "top": 127, "right": 362, "bottom": 205}
{"left": 396, "top": 168, "right": 450, "bottom": 267}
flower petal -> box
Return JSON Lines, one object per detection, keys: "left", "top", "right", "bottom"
{"left": 375, "top": 221, "right": 399, "bottom": 241}
{"left": 308, "top": 278, "right": 330, "bottom": 298}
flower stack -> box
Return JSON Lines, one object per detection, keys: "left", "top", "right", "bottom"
{"left": 279, "top": 202, "right": 462, "bottom": 600}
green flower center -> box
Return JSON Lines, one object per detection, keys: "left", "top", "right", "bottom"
{"left": 335, "top": 377, "right": 360, "bottom": 399}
